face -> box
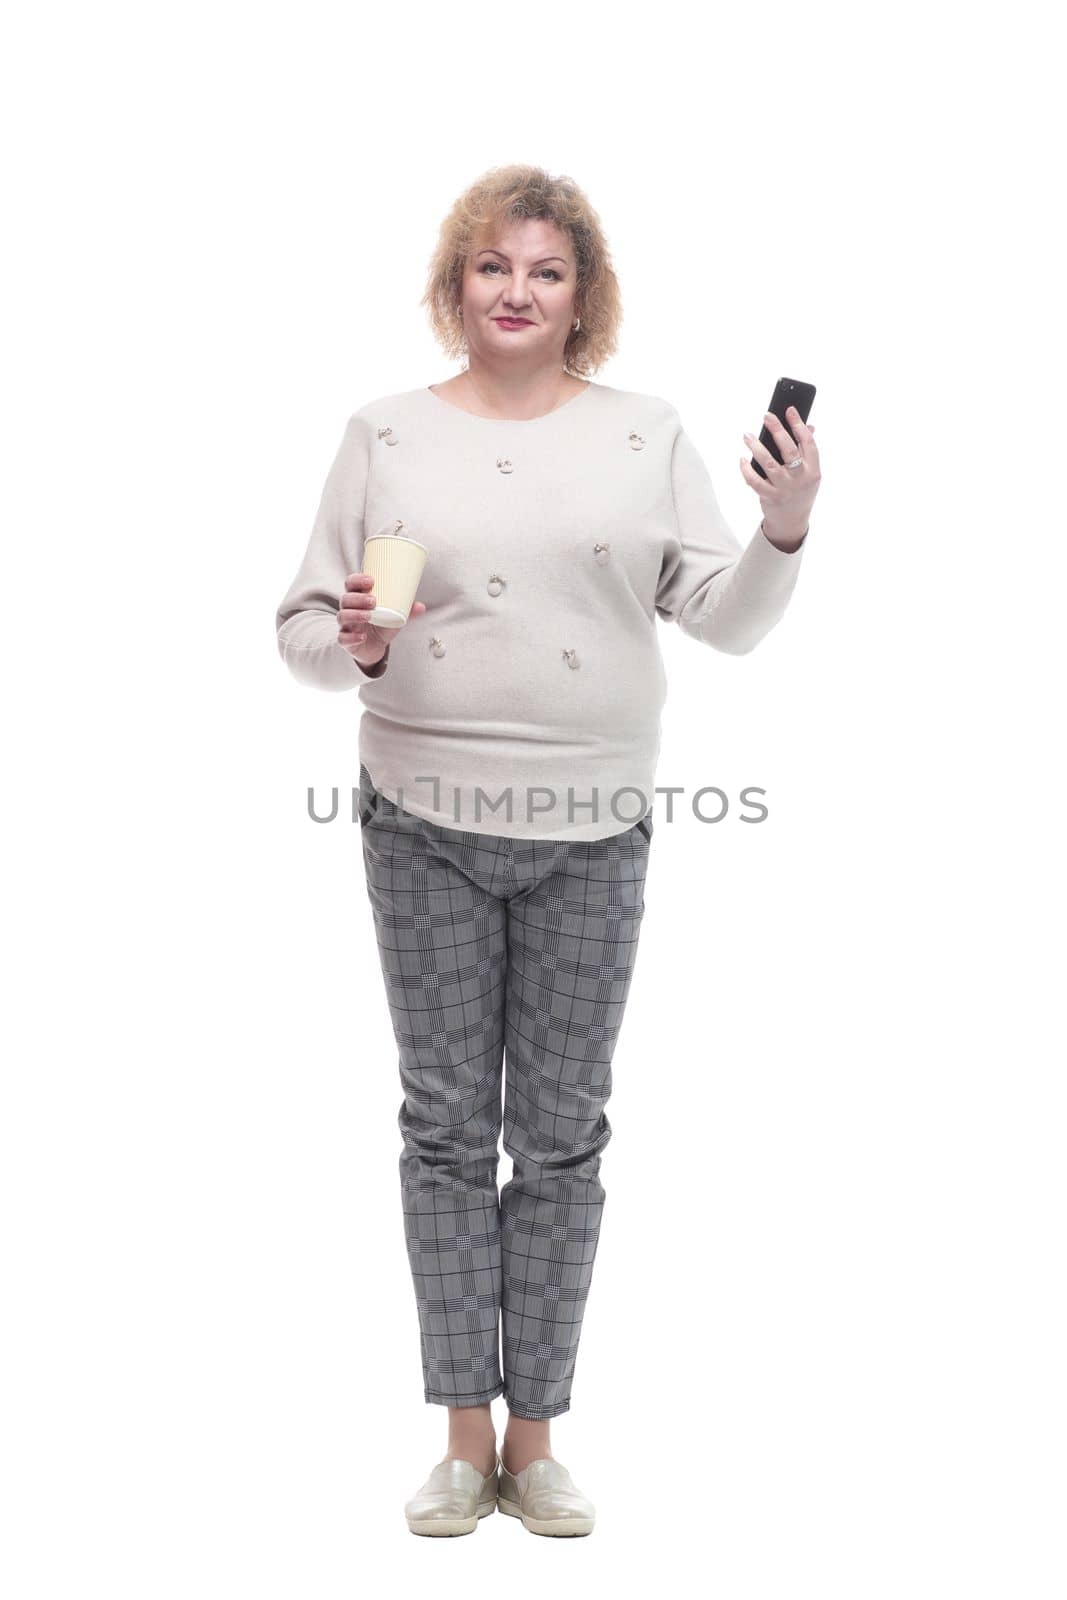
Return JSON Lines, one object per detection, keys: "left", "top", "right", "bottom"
{"left": 458, "top": 217, "right": 578, "bottom": 361}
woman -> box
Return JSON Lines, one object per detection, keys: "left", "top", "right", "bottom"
{"left": 275, "top": 164, "right": 820, "bottom": 1538}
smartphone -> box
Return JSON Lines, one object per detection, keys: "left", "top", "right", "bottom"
{"left": 750, "top": 376, "right": 816, "bottom": 479}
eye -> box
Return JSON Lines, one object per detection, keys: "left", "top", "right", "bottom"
{"left": 477, "top": 263, "right": 562, "bottom": 281}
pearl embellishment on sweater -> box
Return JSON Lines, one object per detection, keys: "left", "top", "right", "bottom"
{"left": 378, "top": 426, "right": 398, "bottom": 446}
{"left": 496, "top": 458, "right": 513, "bottom": 474}
{"left": 430, "top": 637, "right": 446, "bottom": 658}
{"left": 563, "top": 648, "right": 580, "bottom": 669}
{"left": 487, "top": 573, "right": 505, "bottom": 596}
{"left": 594, "top": 542, "right": 610, "bottom": 564}
{"left": 628, "top": 431, "right": 645, "bottom": 450}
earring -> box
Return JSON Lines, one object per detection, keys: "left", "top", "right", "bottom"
{"left": 572, "top": 316, "right": 580, "bottom": 332}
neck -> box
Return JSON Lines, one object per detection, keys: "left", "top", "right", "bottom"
{"left": 454, "top": 360, "right": 583, "bottom": 420}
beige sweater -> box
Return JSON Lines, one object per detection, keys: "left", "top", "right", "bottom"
{"left": 275, "top": 380, "right": 808, "bottom": 839}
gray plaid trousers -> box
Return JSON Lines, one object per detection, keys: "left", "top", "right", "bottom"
{"left": 358, "top": 763, "right": 652, "bottom": 1420}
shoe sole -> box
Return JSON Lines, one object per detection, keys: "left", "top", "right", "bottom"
{"left": 406, "top": 1499, "right": 497, "bottom": 1537}
{"left": 498, "top": 1497, "right": 594, "bottom": 1537}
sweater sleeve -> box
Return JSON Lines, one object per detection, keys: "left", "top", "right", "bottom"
{"left": 655, "top": 417, "right": 807, "bottom": 656}
{"left": 275, "top": 412, "right": 390, "bottom": 689}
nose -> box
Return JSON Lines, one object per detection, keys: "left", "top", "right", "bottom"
{"left": 503, "top": 277, "right": 533, "bottom": 313}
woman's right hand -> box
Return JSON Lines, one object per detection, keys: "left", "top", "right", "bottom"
{"left": 338, "top": 571, "right": 427, "bottom": 667}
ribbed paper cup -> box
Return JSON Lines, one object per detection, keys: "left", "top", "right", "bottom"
{"left": 362, "top": 524, "right": 428, "bottom": 627}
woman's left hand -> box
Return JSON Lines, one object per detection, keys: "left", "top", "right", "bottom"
{"left": 740, "top": 405, "right": 821, "bottom": 551}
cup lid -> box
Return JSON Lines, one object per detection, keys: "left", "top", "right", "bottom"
{"left": 366, "top": 519, "right": 427, "bottom": 553}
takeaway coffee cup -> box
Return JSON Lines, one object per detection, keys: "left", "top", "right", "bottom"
{"left": 361, "top": 520, "right": 428, "bottom": 627}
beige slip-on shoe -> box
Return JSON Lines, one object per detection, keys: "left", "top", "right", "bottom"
{"left": 497, "top": 1455, "right": 596, "bottom": 1537}
{"left": 404, "top": 1455, "right": 499, "bottom": 1537}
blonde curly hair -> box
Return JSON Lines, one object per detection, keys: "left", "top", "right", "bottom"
{"left": 420, "top": 163, "right": 623, "bottom": 378}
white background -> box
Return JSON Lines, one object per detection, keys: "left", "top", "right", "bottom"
{"left": 4, "top": 1, "right": 1063, "bottom": 1594}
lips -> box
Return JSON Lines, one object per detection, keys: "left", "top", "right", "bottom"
{"left": 494, "top": 317, "right": 533, "bottom": 326}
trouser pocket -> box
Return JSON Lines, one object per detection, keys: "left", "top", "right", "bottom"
{"left": 357, "top": 762, "right": 379, "bottom": 828}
